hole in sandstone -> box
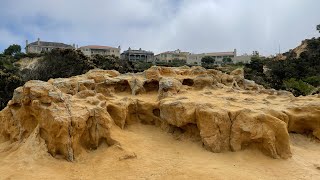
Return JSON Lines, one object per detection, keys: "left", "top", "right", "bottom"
{"left": 107, "top": 104, "right": 123, "bottom": 128}
{"left": 182, "top": 78, "right": 194, "bottom": 86}
{"left": 54, "top": 148, "right": 65, "bottom": 158}
{"left": 168, "top": 124, "right": 201, "bottom": 142}
{"left": 98, "top": 137, "right": 108, "bottom": 147}
{"left": 143, "top": 80, "right": 159, "bottom": 92}
{"left": 114, "top": 80, "right": 131, "bottom": 93}
{"left": 152, "top": 108, "right": 160, "bottom": 117}
{"left": 1, "top": 133, "right": 11, "bottom": 142}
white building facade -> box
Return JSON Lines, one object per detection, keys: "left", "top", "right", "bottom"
{"left": 79, "top": 45, "right": 121, "bottom": 57}
{"left": 187, "top": 49, "right": 237, "bottom": 65}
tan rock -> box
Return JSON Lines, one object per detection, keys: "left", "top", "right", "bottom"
{"left": 286, "top": 104, "right": 320, "bottom": 139}
{"left": 229, "top": 109, "right": 292, "bottom": 159}
{"left": 158, "top": 77, "right": 182, "bottom": 100}
{"left": 0, "top": 66, "right": 319, "bottom": 161}
{"left": 196, "top": 106, "right": 231, "bottom": 152}
{"left": 160, "top": 99, "right": 196, "bottom": 127}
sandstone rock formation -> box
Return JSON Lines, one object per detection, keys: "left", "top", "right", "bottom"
{"left": 0, "top": 66, "right": 319, "bottom": 161}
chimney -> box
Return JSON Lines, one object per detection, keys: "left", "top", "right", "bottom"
{"left": 72, "top": 43, "right": 75, "bottom": 49}
{"left": 37, "top": 38, "right": 40, "bottom": 45}
{"left": 118, "top": 45, "right": 121, "bottom": 50}
{"left": 234, "top": 49, "right": 237, "bottom": 56}
{"left": 25, "top": 40, "right": 29, "bottom": 53}
{"left": 76, "top": 44, "right": 79, "bottom": 49}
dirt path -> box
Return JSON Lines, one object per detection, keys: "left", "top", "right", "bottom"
{"left": 0, "top": 124, "right": 319, "bottom": 180}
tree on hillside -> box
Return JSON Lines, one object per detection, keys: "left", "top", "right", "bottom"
{"left": 222, "top": 57, "right": 233, "bottom": 65}
{"left": 0, "top": 54, "right": 23, "bottom": 109}
{"left": 30, "top": 49, "right": 95, "bottom": 81}
{"left": 91, "top": 54, "right": 133, "bottom": 73}
{"left": 246, "top": 57, "right": 264, "bottom": 73}
{"left": 201, "top": 56, "right": 215, "bottom": 64}
{"left": 4, "top": 44, "right": 21, "bottom": 56}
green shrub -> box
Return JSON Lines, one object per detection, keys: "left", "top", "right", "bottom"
{"left": 303, "top": 76, "right": 320, "bottom": 87}
{"left": 284, "top": 78, "right": 315, "bottom": 96}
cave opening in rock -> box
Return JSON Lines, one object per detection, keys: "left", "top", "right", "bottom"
{"left": 152, "top": 108, "right": 160, "bottom": 117}
{"left": 182, "top": 78, "right": 194, "bottom": 86}
{"left": 143, "top": 80, "right": 159, "bottom": 92}
{"left": 166, "top": 123, "right": 201, "bottom": 141}
{"left": 114, "top": 80, "right": 131, "bottom": 93}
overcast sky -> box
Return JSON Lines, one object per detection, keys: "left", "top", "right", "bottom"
{"left": 0, "top": 0, "right": 319, "bottom": 56}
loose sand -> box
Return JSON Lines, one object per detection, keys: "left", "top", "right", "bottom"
{"left": 0, "top": 123, "right": 319, "bottom": 180}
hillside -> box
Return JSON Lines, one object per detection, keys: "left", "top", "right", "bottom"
{"left": 245, "top": 37, "right": 320, "bottom": 96}
{"left": 0, "top": 66, "right": 319, "bottom": 179}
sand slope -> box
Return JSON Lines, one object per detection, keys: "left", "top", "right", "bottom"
{"left": 0, "top": 124, "right": 320, "bottom": 180}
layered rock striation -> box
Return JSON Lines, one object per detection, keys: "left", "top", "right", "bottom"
{"left": 0, "top": 66, "right": 319, "bottom": 161}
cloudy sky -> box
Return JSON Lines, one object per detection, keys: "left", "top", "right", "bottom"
{"left": 0, "top": 0, "right": 319, "bottom": 55}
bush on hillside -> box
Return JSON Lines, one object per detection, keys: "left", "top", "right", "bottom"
{"left": 284, "top": 78, "right": 315, "bottom": 96}
{"left": 91, "top": 54, "right": 133, "bottom": 73}
{"left": 0, "top": 49, "right": 25, "bottom": 109}
{"left": 30, "top": 49, "right": 95, "bottom": 81}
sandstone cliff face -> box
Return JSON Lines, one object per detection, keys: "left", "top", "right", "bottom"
{"left": 0, "top": 66, "right": 319, "bottom": 161}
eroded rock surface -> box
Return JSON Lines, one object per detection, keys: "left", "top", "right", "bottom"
{"left": 0, "top": 66, "right": 319, "bottom": 160}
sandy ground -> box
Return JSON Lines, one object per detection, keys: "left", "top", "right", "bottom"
{"left": 0, "top": 123, "right": 319, "bottom": 180}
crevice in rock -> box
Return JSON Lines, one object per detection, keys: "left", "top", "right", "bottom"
{"left": 166, "top": 123, "right": 201, "bottom": 142}
{"left": 115, "top": 80, "right": 131, "bottom": 93}
{"left": 65, "top": 100, "right": 74, "bottom": 162}
{"left": 182, "top": 78, "right": 194, "bottom": 86}
{"left": 107, "top": 104, "right": 124, "bottom": 128}
{"left": 143, "top": 80, "right": 159, "bottom": 92}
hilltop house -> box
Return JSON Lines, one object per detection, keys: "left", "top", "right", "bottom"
{"left": 155, "top": 49, "right": 190, "bottom": 63}
{"left": 25, "top": 38, "right": 74, "bottom": 54}
{"left": 121, "top": 48, "right": 154, "bottom": 62}
{"left": 186, "top": 49, "right": 237, "bottom": 65}
{"left": 79, "top": 45, "right": 121, "bottom": 57}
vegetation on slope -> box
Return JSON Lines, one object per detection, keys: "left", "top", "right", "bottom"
{"left": 244, "top": 37, "right": 320, "bottom": 96}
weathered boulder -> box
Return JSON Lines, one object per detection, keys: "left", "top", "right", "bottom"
{"left": 285, "top": 104, "right": 320, "bottom": 139}
{"left": 1, "top": 81, "right": 118, "bottom": 161}
{"left": 229, "top": 109, "right": 292, "bottom": 159}
{"left": 144, "top": 66, "right": 161, "bottom": 80}
{"left": 160, "top": 99, "right": 196, "bottom": 127}
{"left": 158, "top": 77, "right": 182, "bottom": 100}
{"left": 193, "top": 75, "right": 215, "bottom": 89}
{"left": 196, "top": 106, "right": 231, "bottom": 152}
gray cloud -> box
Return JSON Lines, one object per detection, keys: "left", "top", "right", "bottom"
{"left": 0, "top": 0, "right": 319, "bottom": 55}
